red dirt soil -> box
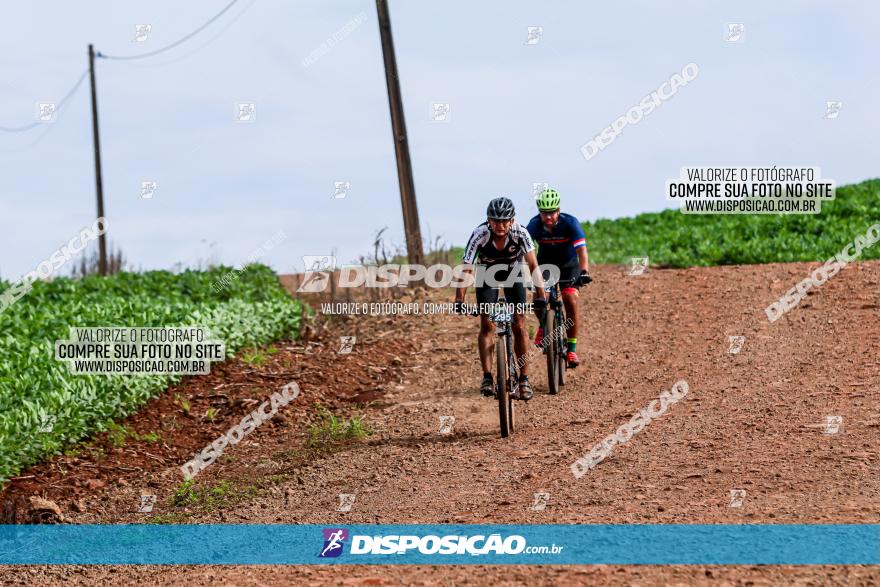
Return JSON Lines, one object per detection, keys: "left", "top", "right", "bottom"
{"left": 1, "top": 261, "right": 878, "bottom": 585}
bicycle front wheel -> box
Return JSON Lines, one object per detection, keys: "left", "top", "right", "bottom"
{"left": 556, "top": 310, "right": 566, "bottom": 387}
{"left": 496, "top": 338, "right": 511, "bottom": 438}
{"left": 506, "top": 332, "right": 516, "bottom": 433}
{"left": 546, "top": 309, "right": 559, "bottom": 394}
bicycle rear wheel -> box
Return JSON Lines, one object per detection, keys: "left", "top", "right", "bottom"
{"left": 495, "top": 338, "right": 511, "bottom": 438}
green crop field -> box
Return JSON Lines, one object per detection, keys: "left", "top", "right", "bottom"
{"left": 0, "top": 265, "right": 303, "bottom": 485}
{"left": 446, "top": 179, "right": 879, "bottom": 268}
{"left": 582, "top": 178, "right": 880, "bottom": 267}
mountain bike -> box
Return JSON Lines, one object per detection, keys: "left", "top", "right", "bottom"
{"left": 463, "top": 296, "right": 518, "bottom": 438}
{"left": 541, "top": 281, "right": 580, "bottom": 395}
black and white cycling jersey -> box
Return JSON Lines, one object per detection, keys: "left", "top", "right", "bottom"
{"left": 462, "top": 221, "right": 534, "bottom": 266}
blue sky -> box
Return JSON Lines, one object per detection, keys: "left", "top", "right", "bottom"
{"left": 1, "top": 0, "right": 877, "bottom": 279}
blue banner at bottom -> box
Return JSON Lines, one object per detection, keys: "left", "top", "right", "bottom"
{"left": 0, "top": 524, "right": 877, "bottom": 565}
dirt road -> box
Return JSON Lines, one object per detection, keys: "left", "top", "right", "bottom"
{"left": 2, "top": 262, "right": 879, "bottom": 585}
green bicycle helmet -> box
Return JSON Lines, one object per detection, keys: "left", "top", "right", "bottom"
{"left": 536, "top": 188, "right": 561, "bottom": 211}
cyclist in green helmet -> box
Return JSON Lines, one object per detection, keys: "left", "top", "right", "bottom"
{"left": 526, "top": 188, "right": 592, "bottom": 368}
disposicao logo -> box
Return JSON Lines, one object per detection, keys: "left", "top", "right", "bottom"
{"left": 342, "top": 533, "right": 529, "bottom": 556}
{"left": 319, "top": 528, "right": 348, "bottom": 558}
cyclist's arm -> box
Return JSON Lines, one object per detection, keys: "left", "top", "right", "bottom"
{"left": 514, "top": 222, "right": 545, "bottom": 299}
{"left": 524, "top": 250, "right": 546, "bottom": 299}
{"left": 577, "top": 246, "right": 589, "bottom": 272}
{"left": 456, "top": 224, "right": 490, "bottom": 303}
{"left": 570, "top": 218, "right": 589, "bottom": 272}
{"left": 525, "top": 216, "right": 540, "bottom": 258}
{"left": 453, "top": 265, "right": 473, "bottom": 303}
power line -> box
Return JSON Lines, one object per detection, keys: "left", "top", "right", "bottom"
{"left": 112, "top": 0, "right": 258, "bottom": 69}
{"left": 0, "top": 69, "right": 89, "bottom": 133}
{"left": 1, "top": 0, "right": 248, "bottom": 133}
{"left": 97, "top": 0, "right": 244, "bottom": 61}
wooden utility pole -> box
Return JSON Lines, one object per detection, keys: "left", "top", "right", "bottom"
{"left": 88, "top": 44, "right": 108, "bottom": 276}
{"left": 375, "top": 0, "right": 424, "bottom": 265}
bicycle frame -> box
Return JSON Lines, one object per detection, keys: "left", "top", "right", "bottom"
{"left": 491, "top": 300, "right": 519, "bottom": 379}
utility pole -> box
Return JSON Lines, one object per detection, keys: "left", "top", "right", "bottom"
{"left": 375, "top": 0, "right": 424, "bottom": 265}
{"left": 88, "top": 44, "right": 108, "bottom": 276}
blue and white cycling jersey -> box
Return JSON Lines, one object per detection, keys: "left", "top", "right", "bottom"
{"left": 526, "top": 212, "right": 586, "bottom": 264}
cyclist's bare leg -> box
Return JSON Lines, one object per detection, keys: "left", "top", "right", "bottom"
{"left": 478, "top": 315, "right": 495, "bottom": 374}
{"left": 562, "top": 288, "right": 579, "bottom": 341}
{"left": 512, "top": 312, "right": 528, "bottom": 377}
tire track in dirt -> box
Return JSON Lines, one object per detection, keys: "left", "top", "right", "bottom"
{"left": 2, "top": 262, "right": 879, "bottom": 585}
